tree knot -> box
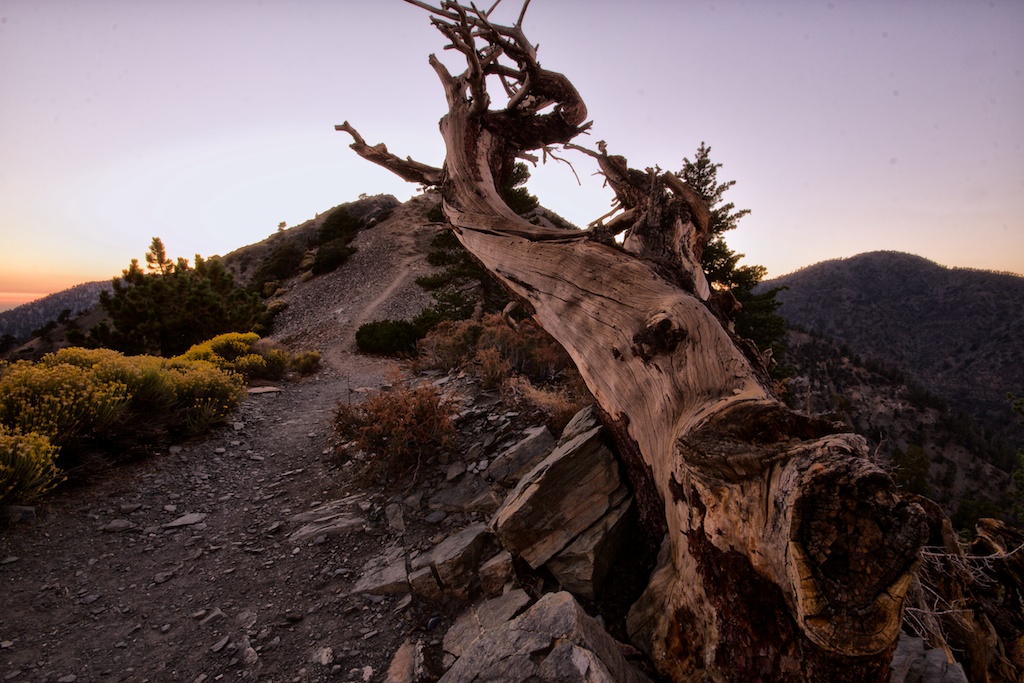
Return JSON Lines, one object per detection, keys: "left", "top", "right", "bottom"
{"left": 632, "top": 313, "right": 687, "bottom": 362}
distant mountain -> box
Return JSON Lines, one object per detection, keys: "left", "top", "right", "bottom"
{"left": 0, "top": 281, "right": 111, "bottom": 344}
{"left": 762, "top": 251, "right": 1024, "bottom": 463}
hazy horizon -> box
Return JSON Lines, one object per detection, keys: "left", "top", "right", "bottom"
{"left": 2, "top": 1, "right": 1022, "bottom": 309}
{"left": 4, "top": 241, "right": 1023, "bottom": 316}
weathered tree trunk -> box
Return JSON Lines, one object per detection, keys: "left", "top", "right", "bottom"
{"left": 338, "top": 3, "right": 928, "bottom": 680}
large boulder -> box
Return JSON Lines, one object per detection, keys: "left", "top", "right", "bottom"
{"left": 438, "top": 591, "right": 653, "bottom": 683}
{"left": 492, "top": 407, "right": 629, "bottom": 569}
{"left": 545, "top": 495, "right": 636, "bottom": 599}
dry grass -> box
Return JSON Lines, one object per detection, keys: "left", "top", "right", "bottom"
{"left": 331, "top": 382, "right": 458, "bottom": 487}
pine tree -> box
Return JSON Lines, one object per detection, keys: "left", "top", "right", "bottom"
{"left": 94, "top": 239, "right": 266, "bottom": 356}
{"left": 678, "top": 143, "right": 787, "bottom": 358}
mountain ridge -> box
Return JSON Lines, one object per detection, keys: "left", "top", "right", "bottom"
{"left": 762, "top": 249, "right": 1024, "bottom": 464}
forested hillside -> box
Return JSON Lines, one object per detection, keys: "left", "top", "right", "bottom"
{"left": 764, "top": 251, "right": 1024, "bottom": 466}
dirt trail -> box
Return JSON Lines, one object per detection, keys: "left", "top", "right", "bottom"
{"left": 0, "top": 196, "right": 450, "bottom": 683}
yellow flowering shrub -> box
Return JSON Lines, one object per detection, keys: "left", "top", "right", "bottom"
{"left": 174, "top": 332, "right": 298, "bottom": 380}
{"left": 42, "top": 347, "right": 174, "bottom": 409}
{"left": 0, "top": 361, "right": 129, "bottom": 444}
{"left": 164, "top": 360, "right": 246, "bottom": 433}
{"left": 0, "top": 344, "right": 250, "bottom": 503}
{"left": 0, "top": 426, "right": 64, "bottom": 505}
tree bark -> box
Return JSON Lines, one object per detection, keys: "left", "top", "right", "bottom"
{"left": 338, "top": 3, "right": 928, "bottom": 680}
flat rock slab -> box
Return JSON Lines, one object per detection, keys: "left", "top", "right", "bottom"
{"left": 546, "top": 496, "right": 635, "bottom": 599}
{"left": 443, "top": 589, "right": 532, "bottom": 658}
{"left": 163, "top": 513, "right": 208, "bottom": 528}
{"left": 288, "top": 497, "right": 366, "bottom": 543}
{"left": 438, "top": 591, "right": 652, "bottom": 683}
{"left": 385, "top": 638, "right": 428, "bottom": 683}
{"left": 352, "top": 543, "right": 409, "bottom": 596}
{"left": 890, "top": 636, "right": 968, "bottom": 683}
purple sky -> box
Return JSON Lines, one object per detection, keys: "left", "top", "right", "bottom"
{"left": 2, "top": 0, "right": 1022, "bottom": 311}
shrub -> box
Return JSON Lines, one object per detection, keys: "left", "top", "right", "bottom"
{"left": 265, "top": 299, "right": 289, "bottom": 319}
{"left": 0, "top": 426, "right": 64, "bottom": 506}
{"left": 163, "top": 360, "right": 247, "bottom": 434}
{"left": 0, "top": 361, "right": 130, "bottom": 445}
{"left": 251, "top": 242, "right": 306, "bottom": 294}
{"left": 253, "top": 338, "right": 290, "bottom": 379}
{"left": 426, "top": 201, "right": 445, "bottom": 223}
{"left": 417, "top": 319, "right": 484, "bottom": 372}
{"left": 317, "top": 208, "right": 363, "bottom": 245}
{"left": 418, "top": 314, "right": 573, "bottom": 384}
{"left": 332, "top": 383, "right": 457, "bottom": 486}
{"left": 175, "top": 332, "right": 293, "bottom": 380}
{"left": 475, "top": 347, "right": 510, "bottom": 390}
{"left": 502, "top": 375, "right": 589, "bottom": 434}
{"left": 291, "top": 351, "right": 321, "bottom": 376}
{"left": 41, "top": 347, "right": 174, "bottom": 413}
{"left": 312, "top": 238, "right": 357, "bottom": 275}
{"left": 356, "top": 320, "right": 421, "bottom": 357}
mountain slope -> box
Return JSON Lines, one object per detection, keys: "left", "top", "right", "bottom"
{"left": 0, "top": 281, "right": 111, "bottom": 344}
{"left": 763, "top": 251, "right": 1024, "bottom": 460}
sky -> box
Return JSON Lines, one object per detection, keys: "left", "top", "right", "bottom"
{"left": 2, "top": 0, "right": 1022, "bottom": 312}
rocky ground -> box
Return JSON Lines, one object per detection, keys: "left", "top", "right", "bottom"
{"left": 0, "top": 195, "right": 560, "bottom": 683}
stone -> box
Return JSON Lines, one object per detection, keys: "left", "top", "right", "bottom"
{"left": 409, "top": 566, "right": 444, "bottom": 601}
{"left": 442, "top": 589, "right": 531, "bottom": 658}
{"left": 351, "top": 544, "right": 409, "bottom": 595}
{"left": 478, "top": 551, "right": 515, "bottom": 598}
{"left": 163, "top": 513, "right": 207, "bottom": 528}
{"left": 386, "top": 503, "right": 405, "bottom": 534}
{"left": 557, "top": 406, "right": 600, "bottom": 443}
{"left": 412, "top": 523, "right": 490, "bottom": 598}
{"left": 545, "top": 496, "right": 635, "bottom": 599}
{"left": 492, "top": 408, "right": 628, "bottom": 568}
{"left": 199, "top": 608, "right": 225, "bottom": 626}
{"left": 385, "top": 638, "right": 427, "bottom": 683}
{"left": 314, "top": 646, "right": 334, "bottom": 666}
{"left": 100, "top": 519, "right": 133, "bottom": 533}
{"left": 154, "top": 570, "right": 175, "bottom": 584}
{"left": 438, "top": 591, "right": 652, "bottom": 683}
{"left": 424, "top": 510, "right": 447, "bottom": 524}
{"left": 428, "top": 475, "right": 500, "bottom": 514}
{"left": 445, "top": 462, "right": 466, "bottom": 481}
{"left": 288, "top": 498, "right": 365, "bottom": 543}
{"left": 484, "top": 426, "right": 555, "bottom": 486}
{"left": 890, "top": 636, "right": 968, "bottom": 683}
{"left": 247, "top": 386, "right": 282, "bottom": 394}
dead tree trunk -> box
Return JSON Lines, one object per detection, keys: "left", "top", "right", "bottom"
{"left": 338, "top": 3, "right": 928, "bottom": 680}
